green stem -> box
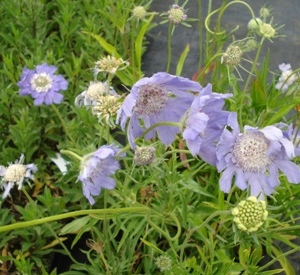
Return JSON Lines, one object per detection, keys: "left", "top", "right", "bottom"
{"left": 238, "top": 37, "right": 265, "bottom": 124}
{"left": 166, "top": 23, "right": 173, "bottom": 73}
{"left": 147, "top": 212, "right": 182, "bottom": 242}
{"left": 22, "top": 189, "right": 79, "bottom": 265}
{"left": 205, "top": 1, "right": 255, "bottom": 35}
{"left": 140, "top": 121, "right": 181, "bottom": 140}
{"left": 179, "top": 210, "right": 230, "bottom": 261}
{"left": 51, "top": 104, "right": 75, "bottom": 144}
{"left": 60, "top": 149, "right": 83, "bottom": 162}
{"left": 0, "top": 207, "right": 149, "bottom": 234}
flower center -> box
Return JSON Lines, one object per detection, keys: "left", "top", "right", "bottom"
{"left": 134, "top": 84, "right": 169, "bottom": 116}
{"left": 233, "top": 131, "right": 271, "bottom": 172}
{"left": 87, "top": 82, "right": 106, "bottom": 100}
{"left": 30, "top": 73, "right": 53, "bottom": 93}
{"left": 3, "top": 164, "right": 26, "bottom": 182}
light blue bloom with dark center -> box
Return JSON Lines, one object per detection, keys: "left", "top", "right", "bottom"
{"left": 78, "top": 145, "right": 123, "bottom": 205}
{"left": 116, "top": 72, "right": 202, "bottom": 148}
{"left": 182, "top": 83, "right": 232, "bottom": 165}
{"left": 18, "top": 63, "right": 68, "bottom": 105}
{"left": 216, "top": 113, "right": 300, "bottom": 196}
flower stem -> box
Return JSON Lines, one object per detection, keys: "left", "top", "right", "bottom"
{"left": 51, "top": 104, "right": 75, "bottom": 144}
{"left": 166, "top": 23, "right": 173, "bottom": 73}
{"left": 22, "top": 188, "right": 79, "bottom": 265}
{"left": 140, "top": 121, "right": 181, "bottom": 140}
{"left": 60, "top": 149, "right": 83, "bottom": 162}
{"left": 0, "top": 207, "right": 149, "bottom": 234}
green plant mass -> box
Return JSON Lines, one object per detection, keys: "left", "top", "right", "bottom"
{"left": 1, "top": 0, "right": 300, "bottom": 274}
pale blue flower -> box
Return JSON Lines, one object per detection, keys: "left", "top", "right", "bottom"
{"left": 216, "top": 113, "right": 300, "bottom": 196}
{"left": 0, "top": 155, "right": 37, "bottom": 199}
{"left": 275, "top": 63, "right": 297, "bottom": 92}
{"left": 182, "top": 84, "right": 232, "bottom": 165}
{"left": 117, "top": 72, "right": 202, "bottom": 148}
{"left": 78, "top": 145, "right": 124, "bottom": 205}
{"left": 18, "top": 63, "right": 68, "bottom": 105}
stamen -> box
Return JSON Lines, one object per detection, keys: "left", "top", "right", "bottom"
{"left": 233, "top": 131, "right": 271, "bottom": 172}
{"left": 3, "top": 164, "right": 26, "bottom": 182}
{"left": 134, "top": 84, "right": 169, "bottom": 116}
{"left": 30, "top": 73, "right": 53, "bottom": 93}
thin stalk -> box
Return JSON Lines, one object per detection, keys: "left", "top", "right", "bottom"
{"left": 0, "top": 207, "right": 149, "bottom": 233}
{"left": 51, "top": 104, "right": 75, "bottom": 144}
{"left": 166, "top": 23, "right": 173, "bottom": 73}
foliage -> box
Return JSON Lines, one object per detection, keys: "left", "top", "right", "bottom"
{"left": 1, "top": 0, "right": 300, "bottom": 274}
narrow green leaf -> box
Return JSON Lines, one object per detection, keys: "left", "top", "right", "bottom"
{"left": 176, "top": 43, "right": 190, "bottom": 76}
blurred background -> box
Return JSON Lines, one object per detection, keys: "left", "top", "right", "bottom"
{"left": 143, "top": 0, "right": 300, "bottom": 78}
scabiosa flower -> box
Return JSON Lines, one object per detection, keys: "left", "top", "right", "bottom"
{"left": 182, "top": 84, "right": 232, "bottom": 166}
{"left": 17, "top": 63, "right": 68, "bottom": 105}
{"left": 232, "top": 196, "right": 268, "bottom": 233}
{"left": 74, "top": 81, "right": 117, "bottom": 107}
{"left": 134, "top": 146, "right": 156, "bottom": 166}
{"left": 94, "top": 55, "right": 129, "bottom": 77}
{"left": 78, "top": 145, "right": 124, "bottom": 205}
{"left": 91, "top": 95, "right": 121, "bottom": 128}
{"left": 167, "top": 4, "right": 187, "bottom": 24}
{"left": 221, "top": 45, "right": 243, "bottom": 66}
{"left": 116, "top": 72, "right": 202, "bottom": 148}
{"left": 216, "top": 113, "right": 300, "bottom": 196}
{"left": 132, "top": 6, "right": 147, "bottom": 20}
{"left": 275, "top": 63, "right": 298, "bottom": 92}
{"left": 259, "top": 23, "right": 276, "bottom": 38}
{"left": 276, "top": 122, "right": 300, "bottom": 156}
{"left": 0, "top": 155, "right": 37, "bottom": 199}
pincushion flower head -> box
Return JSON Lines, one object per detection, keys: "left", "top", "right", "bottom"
{"left": 17, "top": 63, "right": 68, "bottom": 105}
{"left": 116, "top": 72, "right": 202, "bottom": 148}
{"left": 78, "top": 145, "right": 124, "bottom": 205}
{"left": 182, "top": 83, "right": 232, "bottom": 166}
{"left": 275, "top": 63, "right": 298, "bottom": 92}
{"left": 232, "top": 196, "right": 268, "bottom": 233}
{"left": 216, "top": 113, "right": 300, "bottom": 196}
{"left": 0, "top": 155, "right": 37, "bottom": 199}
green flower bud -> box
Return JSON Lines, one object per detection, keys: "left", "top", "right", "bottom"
{"left": 232, "top": 196, "right": 268, "bottom": 233}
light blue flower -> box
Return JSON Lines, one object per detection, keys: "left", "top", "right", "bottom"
{"left": 78, "top": 145, "right": 124, "bottom": 205}
{"left": 216, "top": 113, "right": 300, "bottom": 196}
{"left": 182, "top": 84, "right": 232, "bottom": 165}
{"left": 117, "top": 72, "right": 202, "bottom": 148}
{"left": 0, "top": 155, "right": 37, "bottom": 199}
{"left": 18, "top": 63, "right": 68, "bottom": 105}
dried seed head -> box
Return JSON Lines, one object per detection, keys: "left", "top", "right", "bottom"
{"left": 134, "top": 146, "right": 156, "bottom": 166}
{"left": 222, "top": 45, "right": 243, "bottom": 66}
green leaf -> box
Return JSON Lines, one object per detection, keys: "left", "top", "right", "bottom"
{"left": 176, "top": 43, "right": 190, "bottom": 76}
{"left": 60, "top": 216, "right": 91, "bottom": 235}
